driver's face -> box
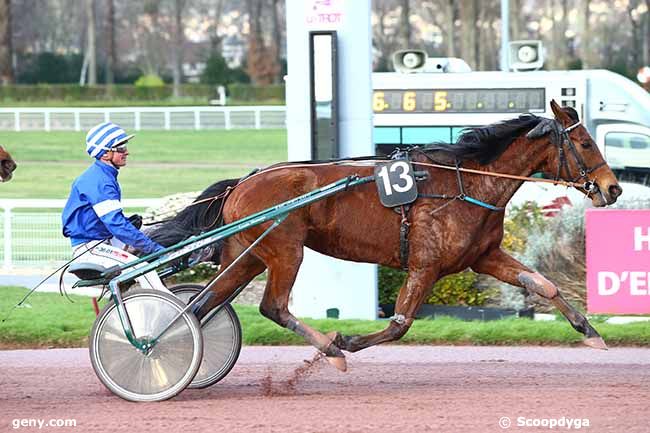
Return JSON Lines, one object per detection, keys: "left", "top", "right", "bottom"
{"left": 109, "top": 145, "right": 129, "bottom": 168}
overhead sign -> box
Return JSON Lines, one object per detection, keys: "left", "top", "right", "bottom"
{"left": 586, "top": 209, "right": 650, "bottom": 314}
{"left": 305, "top": 0, "right": 344, "bottom": 28}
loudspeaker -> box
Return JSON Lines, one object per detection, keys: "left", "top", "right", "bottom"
{"left": 392, "top": 49, "right": 427, "bottom": 73}
{"left": 508, "top": 40, "right": 545, "bottom": 71}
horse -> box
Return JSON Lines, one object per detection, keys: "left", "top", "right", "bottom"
{"left": 150, "top": 100, "right": 622, "bottom": 371}
{"left": 0, "top": 145, "right": 17, "bottom": 182}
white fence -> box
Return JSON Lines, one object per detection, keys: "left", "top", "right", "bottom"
{"left": 0, "top": 199, "right": 162, "bottom": 269}
{"left": 0, "top": 106, "right": 287, "bottom": 131}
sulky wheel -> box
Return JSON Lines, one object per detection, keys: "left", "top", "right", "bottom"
{"left": 170, "top": 284, "right": 242, "bottom": 389}
{"left": 89, "top": 288, "right": 203, "bottom": 402}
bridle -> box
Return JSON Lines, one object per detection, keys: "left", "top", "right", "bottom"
{"left": 554, "top": 120, "right": 607, "bottom": 193}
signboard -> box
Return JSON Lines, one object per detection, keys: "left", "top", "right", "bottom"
{"left": 305, "top": 0, "right": 345, "bottom": 28}
{"left": 586, "top": 209, "right": 650, "bottom": 314}
{"left": 372, "top": 88, "right": 545, "bottom": 114}
{"left": 374, "top": 159, "right": 418, "bottom": 207}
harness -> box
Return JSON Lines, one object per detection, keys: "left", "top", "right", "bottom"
{"left": 551, "top": 121, "right": 606, "bottom": 187}
{"left": 388, "top": 118, "right": 605, "bottom": 270}
{"left": 145, "top": 118, "right": 605, "bottom": 273}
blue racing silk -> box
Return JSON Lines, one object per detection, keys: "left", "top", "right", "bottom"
{"left": 62, "top": 160, "right": 163, "bottom": 254}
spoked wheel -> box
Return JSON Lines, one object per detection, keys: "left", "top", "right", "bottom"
{"left": 171, "top": 284, "right": 242, "bottom": 389}
{"left": 89, "top": 289, "right": 203, "bottom": 402}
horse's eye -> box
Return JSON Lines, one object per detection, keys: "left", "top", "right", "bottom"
{"left": 581, "top": 141, "right": 592, "bottom": 149}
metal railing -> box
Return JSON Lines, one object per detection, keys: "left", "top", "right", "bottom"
{"left": 0, "top": 199, "right": 162, "bottom": 269}
{"left": 0, "top": 106, "right": 286, "bottom": 131}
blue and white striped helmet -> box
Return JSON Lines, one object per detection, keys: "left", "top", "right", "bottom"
{"left": 85, "top": 122, "right": 134, "bottom": 159}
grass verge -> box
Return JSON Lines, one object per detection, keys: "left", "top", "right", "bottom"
{"left": 2, "top": 287, "right": 650, "bottom": 349}
{"left": 0, "top": 129, "right": 287, "bottom": 199}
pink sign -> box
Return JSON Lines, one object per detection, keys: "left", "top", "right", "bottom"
{"left": 586, "top": 209, "right": 650, "bottom": 314}
{"left": 305, "top": 0, "right": 344, "bottom": 28}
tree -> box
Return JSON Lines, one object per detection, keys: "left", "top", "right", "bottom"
{"left": 172, "top": 0, "right": 185, "bottom": 97}
{"left": 444, "top": 0, "right": 457, "bottom": 58}
{"left": 458, "top": 0, "right": 478, "bottom": 69}
{"left": 372, "top": 0, "right": 398, "bottom": 71}
{"left": 399, "top": 0, "right": 411, "bottom": 47}
{"left": 579, "top": 0, "right": 592, "bottom": 68}
{"left": 0, "top": 0, "right": 13, "bottom": 84}
{"left": 201, "top": 52, "right": 231, "bottom": 85}
{"left": 269, "top": 0, "right": 284, "bottom": 83}
{"left": 87, "top": 0, "right": 97, "bottom": 84}
{"left": 105, "top": 0, "right": 116, "bottom": 86}
{"left": 197, "top": 0, "right": 225, "bottom": 52}
{"left": 643, "top": 0, "right": 650, "bottom": 66}
{"left": 245, "top": 0, "right": 279, "bottom": 85}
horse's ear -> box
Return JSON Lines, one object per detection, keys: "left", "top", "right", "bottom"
{"left": 550, "top": 99, "right": 573, "bottom": 127}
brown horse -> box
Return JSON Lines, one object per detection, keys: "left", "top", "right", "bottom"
{"left": 0, "top": 145, "right": 16, "bottom": 182}
{"left": 154, "top": 100, "right": 621, "bottom": 371}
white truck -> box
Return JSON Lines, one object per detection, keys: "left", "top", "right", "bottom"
{"left": 372, "top": 55, "right": 650, "bottom": 185}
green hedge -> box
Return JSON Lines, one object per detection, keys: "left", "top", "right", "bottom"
{"left": 0, "top": 83, "right": 285, "bottom": 103}
{"left": 0, "top": 84, "right": 213, "bottom": 101}
{"left": 228, "top": 83, "right": 285, "bottom": 102}
{"left": 378, "top": 266, "right": 492, "bottom": 306}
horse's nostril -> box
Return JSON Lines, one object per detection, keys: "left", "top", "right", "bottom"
{"left": 609, "top": 184, "right": 623, "bottom": 199}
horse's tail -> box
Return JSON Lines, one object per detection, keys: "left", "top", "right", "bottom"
{"left": 146, "top": 178, "right": 241, "bottom": 261}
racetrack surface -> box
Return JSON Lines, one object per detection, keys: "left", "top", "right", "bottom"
{"left": 1, "top": 346, "right": 648, "bottom": 433}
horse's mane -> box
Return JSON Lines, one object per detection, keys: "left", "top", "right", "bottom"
{"left": 423, "top": 114, "right": 544, "bottom": 165}
{"left": 146, "top": 178, "right": 240, "bottom": 247}
{"left": 146, "top": 112, "right": 555, "bottom": 247}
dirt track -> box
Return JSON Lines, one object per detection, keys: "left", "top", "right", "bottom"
{"left": 1, "top": 346, "right": 648, "bottom": 433}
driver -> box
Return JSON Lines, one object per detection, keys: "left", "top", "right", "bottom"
{"left": 62, "top": 122, "right": 168, "bottom": 291}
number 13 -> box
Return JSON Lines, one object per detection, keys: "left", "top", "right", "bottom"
{"left": 377, "top": 161, "right": 414, "bottom": 196}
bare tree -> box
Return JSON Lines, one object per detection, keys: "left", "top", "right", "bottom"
{"left": 444, "top": 0, "right": 456, "bottom": 57}
{"left": 137, "top": 0, "right": 166, "bottom": 76}
{"left": 105, "top": 0, "right": 116, "bottom": 86}
{"left": 0, "top": 0, "right": 13, "bottom": 84}
{"left": 372, "top": 0, "right": 398, "bottom": 71}
{"left": 172, "top": 0, "right": 185, "bottom": 97}
{"left": 627, "top": 0, "right": 644, "bottom": 70}
{"left": 198, "top": 0, "right": 226, "bottom": 52}
{"left": 86, "top": 0, "right": 97, "bottom": 85}
{"left": 269, "top": 0, "right": 283, "bottom": 83}
{"left": 509, "top": 0, "right": 520, "bottom": 41}
{"left": 399, "top": 0, "right": 411, "bottom": 47}
{"left": 580, "top": 0, "right": 591, "bottom": 68}
{"left": 245, "top": 0, "right": 279, "bottom": 85}
{"left": 458, "top": 0, "right": 477, "bottom": 69}
{"left": 643, "top": 0, "right": 650, "bottom": 66}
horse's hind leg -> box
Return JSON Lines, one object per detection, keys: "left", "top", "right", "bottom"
{"left": 191, "top": 239, "right": 267, "bottom": 319}
{"left": 472, "top": 247, "right": 607, "bottom": 349}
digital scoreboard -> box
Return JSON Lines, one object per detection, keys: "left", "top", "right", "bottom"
{"left": 372, "top": 88, "right": 546, "bottom": 114}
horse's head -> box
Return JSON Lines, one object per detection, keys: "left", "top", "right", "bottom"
{"left": 0, "top": 145, "right": 17, "bottom": 183}
{"left": 527, "top": 99, "right": 621, "bottom": 207}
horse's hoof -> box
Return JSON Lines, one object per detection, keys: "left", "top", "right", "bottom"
{"left": 583, "top": 336, "right": 608, "bottom": 350}
{"left": 326, "top": 355, "right": 347, "bottom": 372}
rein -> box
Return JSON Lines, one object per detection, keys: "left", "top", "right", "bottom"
{"left": 411, "top": 158, "right": 591, "bottom": 189}
{"left": 149, "top": 120, "right": 602, "bottom": 224}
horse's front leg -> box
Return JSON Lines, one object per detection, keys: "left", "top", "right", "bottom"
{"left": 472, "top": 248, "right": 607, "bottom": 349}
{"left": 334, "top": 263, "right": 439, "bottom": 353}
